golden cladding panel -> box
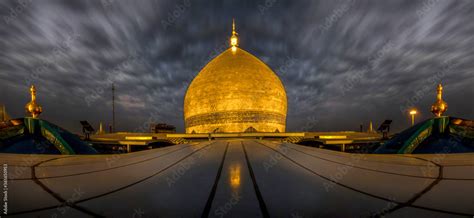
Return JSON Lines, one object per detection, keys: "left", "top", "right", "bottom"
{"left": 184, "top": 47, "right": 287, "bottom": 133}
{"left": 186, "top": 123, "right": 285, "bottom": 134}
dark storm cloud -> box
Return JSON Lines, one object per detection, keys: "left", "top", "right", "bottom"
{"left": 0, "top": 0, "right": 473, "bottom": 133}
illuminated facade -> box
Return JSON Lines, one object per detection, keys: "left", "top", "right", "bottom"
{"left": 184, "top": 21, "right": 287, "bottom": 133}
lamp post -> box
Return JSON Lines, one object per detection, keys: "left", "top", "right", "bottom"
{"left": 409, "top": 109, "right": 417, "bottom": 126}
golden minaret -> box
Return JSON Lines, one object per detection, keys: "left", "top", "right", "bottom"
{"left": 25, "top": 85, "right": 42, "bottom": 118}
{"left": 431, "top": 83, "right": 448, "bottom": 117}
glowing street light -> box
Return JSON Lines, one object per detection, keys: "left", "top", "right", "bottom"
{"left": 409, "top": 109, "right": 417, "bottom": 126}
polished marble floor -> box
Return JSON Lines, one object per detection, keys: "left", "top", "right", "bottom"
{"left": 2, "top": 139, "right": 474, "bottom": 217}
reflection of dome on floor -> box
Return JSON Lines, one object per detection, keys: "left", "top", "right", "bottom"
{"left": 184, "top": 21, "right": 287, "bottom": 133}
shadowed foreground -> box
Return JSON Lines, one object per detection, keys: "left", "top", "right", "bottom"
{"left": 2, "top": 140, "right": 473, "bottom": 217}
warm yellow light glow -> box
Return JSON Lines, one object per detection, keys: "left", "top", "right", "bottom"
{"left": 183, "top": 19, "right": 287, "bottom": 133}
{"left": 229, "top": 165, "right": 241, "bottom": 190}
{"left": 409, "top": 109, "right": 417, "bottom": 126}
{"left": 230, "top": 37, "right": 238, "bottom": 47}
{"left": 431, "top": 83, "right": 448, "bottom": 117}
{"left": 124, "top": 136, "right": 153, "bottom": 140}
{"left": 25, "top": 85, "right": 42, "bottom": 118}
{"left": 184, "top": 47, "right": 287, "bottom": 133}
{"left": 325, "top": 140, "right": 353, "bottom": 145}
{"left": 318, "top": 135, "right": 347, "bottom": 139}
{"left": 118, "top": 141, "right": 147, "bottom": 145}
{"left": 230, "top": 19, "right": 238, "bottom": 47}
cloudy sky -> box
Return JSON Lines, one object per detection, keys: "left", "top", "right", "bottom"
{"left": 0, "top": 0, "right": 473, "bottom": 133}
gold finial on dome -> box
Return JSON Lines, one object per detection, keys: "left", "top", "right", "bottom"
{"left": 184, "top": 27, "right": 287, "bottom": 133}
{"left": 230, "top": 19, "right": 238, "bottom": 52}
{"left": 431, "top": 83, "right": 448, "bottom": 117}
{"left": 25, "top": 85, "right": 42, "bottom": 118}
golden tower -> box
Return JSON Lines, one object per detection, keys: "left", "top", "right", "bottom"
{"left": 25, "top": 85, "right": 42, "bottom": 118}
{"left": 183, "top": 20, "right": 287, "bottom": 133}
{"left": 431, "top": 83, "right": 448, "bottom": 117}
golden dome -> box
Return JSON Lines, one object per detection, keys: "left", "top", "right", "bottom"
{"left": 184, "top": 47, "right": 287, "bottom": 133}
